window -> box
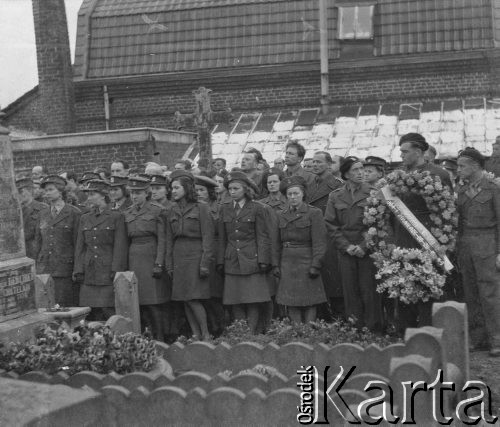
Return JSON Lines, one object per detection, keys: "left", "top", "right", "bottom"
{"left": 338, "top": 5, "right": 374, "bottom": 40}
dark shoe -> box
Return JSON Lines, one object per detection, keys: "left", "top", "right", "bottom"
{"left": 489, "top": 348, "right": 500, "bottom": 357}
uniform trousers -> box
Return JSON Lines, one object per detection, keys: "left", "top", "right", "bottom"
{"left": 458, "top": 233, "right": 500, "bottom": 348}
{"left": 338, "top": 252, "right": 382, "bottom": 331}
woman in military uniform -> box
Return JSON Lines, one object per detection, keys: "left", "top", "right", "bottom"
{"left": 109, "top": 175, "right": 132, "bottom": 212}
{"left": 74, "top": 179, "right": 128, "bottom": 320}
{"left": 124, "top": 176, "right": 169, "bottom": 340}
{"left": 324, "top": 157, "right": 383, "bottom": 331}
{"left": 35, "top": 175, "right": 81, "bottom": 306}
{"left": 15, "top": 177, "right": 48, "bottom": 260}
{"left": 217, "top": 171, "right": 272, "bottom": 334}
{"left": 150, "top": 174, "right": 173, "bottom": 209}
{"left": 260, "top": 168, "right": 288, "bottom": 213}
{"left": 273, "top": 176, "right": 327, "bottom": 323}
{"left": 194, "top": 173, "right": 225, "bottom": 335}
{"left": 165, "top": 171, "right": 215, "bottom": 341}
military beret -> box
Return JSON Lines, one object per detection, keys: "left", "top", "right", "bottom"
{"left": 40, "top": 174, "right": 67, "bottom": 188}
{"left": 127, "top": 176, "right": 151, "bottom": 190}
{"left": 170, "top": 170, "right": 195, "bottom": 183}
{"left": 279, "top": 175, "right": 307, "bottom": 194}
{"left": 440, "top": 158, "right": 457, "bottom": 171}
{"left": 15, "top": 177, "right": 33, "bottom": 190}
{"left": 363, "top": 156, "right": 387, "bottom": 169}
{"left": 340, "top": 156, "right": 362, "bottom": 180}
{"left": 399, "top": 133, "right": 429, "bottom": 152}
{"left": 79, "top": 171, "right": 101, "bottom": 184}
{"left": 109, "top": 175, "right": 129, "bottom": 187}
{"left": 224, "top": 171, "right": 259, "bottom": 194}
{"left": 458, "top": 147, "right": 485, "bottom": 168}
{"left": 150, "top": 174, "right": 169, "bottom": 186}
{"left": 194, "top": 175, "right": 218, "bottom": 188}
{"left": 82, "top": 179, "right": 110, "bottom": 195}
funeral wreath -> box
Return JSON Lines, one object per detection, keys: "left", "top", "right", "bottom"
{"left": 363, "top": 170, "right": 458, "bottom": 304}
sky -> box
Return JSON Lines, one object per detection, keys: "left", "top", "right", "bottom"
{"left": 0, "top": 0, "right": 83, "bottom": 108}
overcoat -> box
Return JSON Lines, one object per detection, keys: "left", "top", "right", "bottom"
{"left": 308, "top": 172, "right": 343, "bottom": 214}
{"left": 165, "top": 201, "right": 214, "bottom": 300}
{"left": 74, "top": 207, "right": 128, "bottom": 287}
{"left": 36, "top": 203, "right": 81, "bottom": 277}
{"left": 273, "top": 203, "right": 327, "bottom": 306}
{"left": 22, "top": 200, "right": 48, "bottom": 259}
{"left": 124, "top": 201, "right": 169, "bottom": 305}
{"left": 217, "top": 199, "right": 271, "bottom": 275}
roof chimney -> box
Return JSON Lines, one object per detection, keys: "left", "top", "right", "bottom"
{"left": 32, "top": 0, "right": 76, "bottom": 134}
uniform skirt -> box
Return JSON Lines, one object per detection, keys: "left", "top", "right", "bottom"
{"left": 129, "top": 239, "right": 170, "bottom": 305}
{"left": 171, "top": 237, "right": 210, "bottom": 301}
{"left": 223, "top": 273, "right": 271, "bottom": 305}
{"left": 276, "top": 247, "right": 327, "bottom": 307}
{"left": 80, "top": 284, "right": 114, "bottom": 307}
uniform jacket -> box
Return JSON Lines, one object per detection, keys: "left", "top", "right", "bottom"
{"left": 308, "top": 172, "right": 343, "bottom": 214}
{"left": 457, "top": 175, "right": 500, "bottom": 253}
{"left": 74, "top": 207, "right": 128, "bottom": 286}
{"left": 112, "top": 197, "right": 133, "bottom": 213}
{"left": 35, "top": 203, "right": 81, "bottom": 277}
{"left": 22, "top": 200, "right": 48, "bottom": 259}
{"left": 272, "top": 203, "right": 327, "bottom": 269}
{"left": 124, "top": 201, "right": 166, "bottom": 266}
{"left": 324, "top": 182, "right": 372, "bottom": 253}
{"left": 246, "top": 169, "right": 266, "bottom": 198}
{"left": 165, "top": 201, "right": 215, "bottom": 272}
{"left": 260, "top": 193, "right": 288, "bottom": 214}
{"left": 218, "top": 199, "right": 271, "bottom": 275}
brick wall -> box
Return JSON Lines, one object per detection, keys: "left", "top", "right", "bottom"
{"left": 32, "top": 0, "right": 75, "bottom": 134}
{"left": 73, "top": 70, "right": 491, "bottom": 132}
{"left": 11, "top": 129, "right": 194, "bottom": 175}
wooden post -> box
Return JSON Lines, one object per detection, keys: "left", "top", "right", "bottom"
{"left": 113, "top": 272, "right": 141, "bottom": 333}
{"left": 193, "top": 87, "right": 213, "bottom": 172}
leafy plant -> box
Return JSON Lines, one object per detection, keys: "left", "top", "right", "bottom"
{"left": 0, "top": 323, "right": 158, "bottom": 376}
{"left": 176, "top": 318, "right": 400, "bottom": 347}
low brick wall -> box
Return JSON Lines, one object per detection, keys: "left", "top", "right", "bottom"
{"left": 11, "top": 127, "right": 196, "bottom": 175}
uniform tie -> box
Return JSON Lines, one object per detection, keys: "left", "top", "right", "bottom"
{"left": 234, "top": 203, "right": 241, "bottom": 216}
{"left": 51, "top": 206, "right": 58, "bottom": 218}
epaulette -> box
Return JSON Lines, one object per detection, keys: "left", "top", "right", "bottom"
{"left": 149, "top": 202, "right": 164, "bottom": 209}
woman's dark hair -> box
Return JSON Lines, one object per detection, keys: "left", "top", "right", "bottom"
{"left": 262, "top": 167, "right": 285, "bottom": 188}
{"left": 171, "top": 176, "right": 197, "bottom": 203}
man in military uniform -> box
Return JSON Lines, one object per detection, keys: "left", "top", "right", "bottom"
{"left": 363, "top": 156, "right": 386, "bottom": 186}
{"left": 283, "top": 141, "right": 316, "bottom": 195}
{"left": 485, "top": 136, "right": 500, "bottom": 177}
{"left": 240, "top": 151, "right": 265, "bottom": 198}
{"left": 109, "top": 175, "right": 132, "bottom": 212}
{"left": 457, "top": 147, "right": 500, "bottom": 357}
{"left": 309, "top": 151, "right": 344, "bottom": 317}
{"left": 15, "top": 177, "right": 48, "bottom": 260}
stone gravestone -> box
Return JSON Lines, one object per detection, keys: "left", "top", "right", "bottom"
{"left": 0, "top": 125, "right": 45, "bottom": 343}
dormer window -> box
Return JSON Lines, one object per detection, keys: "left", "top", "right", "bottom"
{"left": 338, "top": 5, "right": 374, "bottom": 40}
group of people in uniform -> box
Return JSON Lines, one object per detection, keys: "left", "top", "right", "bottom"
{"left": 15, "top": 133, "right": 500, "bottom": 355}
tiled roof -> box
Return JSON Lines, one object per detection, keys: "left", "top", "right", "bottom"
{"left": 74, "top": 0, "right": 495, "bottom": 80}
{"left": 75, "top": 0, "right": 339, "bottom": 79}
{"left": 375, "top": 0, "right": 493, "bottom": 55}
{"left": 207, "top": 98, "right": 500, "bottom": 169}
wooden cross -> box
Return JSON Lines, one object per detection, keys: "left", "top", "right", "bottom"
{"left": 174, "top": 87, "right": 233, "bottom": 171}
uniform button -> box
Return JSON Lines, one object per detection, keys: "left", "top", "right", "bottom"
{"left": 94, "top": 255, "right": 98, "bottom": 258}
{"left": 94, "top": 246, "right": 98, "bottom": 249}
{"left": 94, "top": 228, "right": 97, "bottom": 230}
{"left": 236, "top": 240, "right": 239, "bottom": 242}
{"left": 236, "top": 248, "right": 240, "bottom": 251}
{"left": 48, "top": 252, "right": 52, "bottom": 254}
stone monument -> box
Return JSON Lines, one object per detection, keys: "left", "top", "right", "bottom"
{"left": 0, "top": 122, "right": 45, "bottom": 343}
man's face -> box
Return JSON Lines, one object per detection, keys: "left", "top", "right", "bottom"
{"left": 330, "top": 156, "right": 341, "bottom": 175}
{"left": 213, "top": 160, "right": 225, "bottom": 172}
{"left": 312, "top": 154, "right": 329, "bottom": 175}
{"left": 400, "top": 143, "right": 420, "bottom": 168}
{"left": 457, "top": 157, "right": 478, "bottom": 180}
{"left": 285, "top": 147, "right": 301, "bottom": 167}
{"left": 303, "top": 159, "right": 313, "bottom": 172}
{"left": 111, "top": 162, "right": 128, "bottom": 177}
{"left": 273, "top": 159, "right": 284, "bottom": 170}
{"left": 346, "top": 162, "right": 365, "bottom": 184}
{"left": 364, "top": 166, "right": 382, "bottom": 184}
{"left": 174, "top": 163, "right": 186, "bottom": 171}
{"left": 240, "top": 153, "right": 256, "bottom": 172}
{"left": 31, "top": 166, "right": 43, "bottom": 180}
{"left": 492, "top": 139, "right": 500, "bottom": 157}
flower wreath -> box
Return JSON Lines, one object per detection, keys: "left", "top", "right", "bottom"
{"left": 363, "top": 170, "right": 458, "bottom": 304}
